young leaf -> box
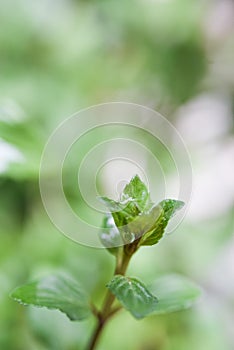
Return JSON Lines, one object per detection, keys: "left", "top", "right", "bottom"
{"left": 98, "top": 196, "right": 122, "bottom": 213}
{"left": 10, "top": 273, "right": 92, "bottom": 321}
{"left": 99, "top": 214, "right": 123, "bottom": 255}
{"left": 107, "top": 275, "right": 158, "bottom": 319}
{"left": 127, "top": 205, "right": 162, "bottom": 239}
{"left": 98, "top": 176, "right": 151, "bottom": 230}
{"left": 160, "top": 199, "right": 185, "bottom": 221}
{"left": 121, "top": 175, "right": 150, "bottom": 211}
{"left": 99, "top": 195, "right": 140, "bottom": 227}
{"left": 98, "top": 196, "right": 130, "bottom": 228}
{"left": 148, "top": 274, "right": 201, "bottom": 315}
{"left": 140, "top": 199, "right": 184, "bottom": 246}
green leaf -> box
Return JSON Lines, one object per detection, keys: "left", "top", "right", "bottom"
{"left": 98, "top": 198, "right": 140, "bottom": 245}
{"left": 99, "top": 196, "right": 128, "bottom": 225}
{"left": 148, "top": 274, "right": 201, "bottom": 315}
{"left": 127, "top": 205, "right": 162, "bottom": 239}
{"left": 121, "top": 175, "right": 150, "bottom": 211}
{"left": 107, "top": 274, "right": 201, "bottom": 320}
{"left": 10, "top": 273, "right": 92, "bottom": 321}
{"left": 140, "top": 199, "right": 184, "bottom": 246}
{"left": 99, "top": 196, "right": 139, "bottom": 227}
{"left": 98, "top": 197, "right": 131, "bottom": 238}
{"left": 99, "top": 214, "right": 123, "bottom": 255}
{"left": 98, "top": 176, "right": 151, "bottom": 230}
{"left": 98, "top": 196, "right": 123, "bottom": 213}
{"left": 160, "top": 199, "right": 185, "bottom": 221}
{"left": 107, "top": 275, "right": 158, "bottom": 319}
{"left": 99, "top": 178, "right": 185, "bottom": 247}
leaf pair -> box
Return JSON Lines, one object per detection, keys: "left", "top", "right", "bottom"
{"left": 99, "top": 175, "right": 184, "bottom": 250}
{"left": 10, "top": 273, "right": 200, "bottom": 321}
{"left": 107, "top": 274, "right": 200, "bottom": 319}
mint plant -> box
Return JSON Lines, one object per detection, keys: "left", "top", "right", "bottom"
{"left": 11, "top": 175, "right": 200, "bottom": 350}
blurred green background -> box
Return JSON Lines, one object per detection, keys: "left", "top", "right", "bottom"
{"left": 0, "top": 0, "right": 234, "bottom": 349}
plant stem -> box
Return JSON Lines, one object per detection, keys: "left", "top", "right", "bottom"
{"left": 87, "top": 251, "right": 131, "bottom": 350}
{"left": 87, "top": 318, "right": 104, "bottom": 350}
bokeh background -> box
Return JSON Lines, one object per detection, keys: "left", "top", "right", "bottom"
{"left": 0, "top": 0, "right": 234, "bottom": 349}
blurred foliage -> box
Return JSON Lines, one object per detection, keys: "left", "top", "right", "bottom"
{"left": 0, "top": 0, "right": 234, "bottom": 349}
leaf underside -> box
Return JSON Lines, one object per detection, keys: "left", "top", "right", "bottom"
{"left": 148, "top": 274, "right": 201, "bottom": 315}
{"left": 99, "top": 213, "right": 123, "bottom": 255}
